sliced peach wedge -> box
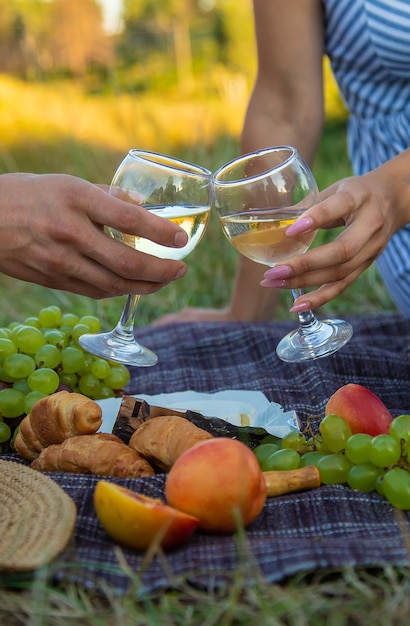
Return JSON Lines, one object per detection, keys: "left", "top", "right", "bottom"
{"left": 94, "top": 481, "right": 199, "bottom": 551}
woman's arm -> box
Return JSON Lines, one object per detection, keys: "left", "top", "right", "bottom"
{"left": 153, "top": 0, "right": 325, "bottom": 325}
{"left": 226, "top": 0, "right": 326, "bottom": 321}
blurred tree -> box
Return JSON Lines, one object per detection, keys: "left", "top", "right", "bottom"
{"left": 119, "top": 0, "right": 194, "bottom": 89}
{"left": 0, "top": 0, "right": 113, "bottom": 78}
{"left": 47, "top": 0, "right": 113, "bottom": 76}
{"left": 0, "top": 0, "right": 36, "bottom": 74}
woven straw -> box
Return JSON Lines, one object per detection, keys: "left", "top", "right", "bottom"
{"left": 0, "top": 460, "right": 77, "bottom": 572}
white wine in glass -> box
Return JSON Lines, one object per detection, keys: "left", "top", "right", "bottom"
{"left": 79, "top": 149, "right": 212, "bottom": 367}
{"left": 214, "top": 146, "right": 353, "bottom": 362}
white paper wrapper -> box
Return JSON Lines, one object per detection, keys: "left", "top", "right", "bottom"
{"left": 97, "top": 390, "right": 298, "bottom": 439}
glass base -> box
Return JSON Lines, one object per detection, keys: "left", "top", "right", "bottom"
{"left": 276, "top": 318, "right": 353, "bottom": 363}
{"left": 78, "top": 331, "right": 158, "bottom": 367}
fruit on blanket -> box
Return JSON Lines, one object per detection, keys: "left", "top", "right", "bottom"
{"left": 325, "top": 383, "right": 393, "bottom": 436}
{"left": 94, "top": 481, "right": 199, "bottom": 550}
{"left": 165, "top": 437, "right": 267, "bottom": 534}
{"left": 0, "top": 305, "right": 131, "bottom": 452}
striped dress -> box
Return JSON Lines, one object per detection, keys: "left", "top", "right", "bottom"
{"left": 323, "top": 0, "right": 410, "bottom": 316}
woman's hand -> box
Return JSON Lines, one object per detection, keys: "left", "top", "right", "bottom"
{"left": 261, "top": 151, "right": 410, "bottom": 311}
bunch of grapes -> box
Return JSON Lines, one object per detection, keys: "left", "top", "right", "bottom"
{"left": 254, "top": 412, "right": 410, "bottom": 510}
{"left": 0, "top": 305, "right": 130, "bottom": 451}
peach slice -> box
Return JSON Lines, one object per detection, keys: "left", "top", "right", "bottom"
{"left": 165, "top": 437, "right": 267, "bottom": 534}
{"left": 94, "top": 481, "right": 199, "bottom": 551}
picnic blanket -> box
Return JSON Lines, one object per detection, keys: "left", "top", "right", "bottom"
{"left": 2, "top": 313, "right": 410, "bottom": 594}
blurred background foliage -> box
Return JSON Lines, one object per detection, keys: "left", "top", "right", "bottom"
{"left": 0, "top": 0, "right": 396, "bottom": 327}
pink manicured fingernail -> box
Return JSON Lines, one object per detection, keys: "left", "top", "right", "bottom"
{"left": 263, "top": 265, "right": 292, "bottom": 280}
{"left": 289, "top": 301, "right": 311, "bottom": 313}
{"left": 286, "top": 217, "right": 313, "bottom": 236}
{"left": 260, "top": 278, "right": 287, "bottom": 288}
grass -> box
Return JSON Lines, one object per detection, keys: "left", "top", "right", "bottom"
{"left": 0, "top": 75, "right": 404, "bottom": 623}
{"left": 1, "top": 566, "right": 410, "bottom": 625}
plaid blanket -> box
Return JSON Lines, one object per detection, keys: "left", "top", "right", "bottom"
{"left": 2, "top": 314, "right": 410, "bottom": 593}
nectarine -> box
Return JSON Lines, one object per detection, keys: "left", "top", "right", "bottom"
{"left": 325, "top": 383, "right": 393, "bottom": 436}
{"left": 94, "top": 481, "right": 199, "bottom": 550}
{"left": 165, "top": 437, "right": 267, "bottom": 534}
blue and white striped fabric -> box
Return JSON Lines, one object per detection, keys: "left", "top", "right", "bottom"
{"left": 323, "top": 0, "right": 410, "bottom": 316}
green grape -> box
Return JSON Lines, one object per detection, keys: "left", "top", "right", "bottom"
{"left": 0, "top": 388, "right": 25, "bottom": 417}
{"left": 24, "top": 390, "right": 47, "bottom": 414}
{"left": 71, "top": 323, "right": 92, "bottom": 343}
{"left": 317, "top": 454, "right": 352, "bottom": 485}
{"left": 35, "top": 344, "right": 61, "bottom": 369}
{"left": 12, "top": 378, "right": 30, "bottom": 393}
{"left": 90, "top": 358, "right": 111, "bottom": 380}
{"left": 369, "top": 434, "right": 401, "bottom": 468}
{"left": 0, "top": 421, "right": 11, "bottom": 443}
{"left": 10, "top": 424, "right": 19, "bottom": 449}
{"left": 104, "top": 364, "right": 130, "bottom": 390}
{"left": 345, "top": 433, "right": 372, "bottom": 464}
{"left": 60, "top": 325, "right": 75, "bottom": 339}
{"left": 42, "top": 329, "right": 67, "bottom": 348}
{"left": 281, "top": 431, "right": 307, "bottom": 451}
{"left": 389, "top": 414, "right": 410, "bottom": 452}
{"left": 27, "top": 368, "right": 60, "bottom": 394}
{"left": 0, "top": 365, "right": 16, "bottom": 384}
{"left": 60, "top": 313, "right": 80, "bottom": 327}
{"left": 261, "top": 448, "right": 301, "bottom": 471}
{"left": 383, "top": 468, "right": 410, "bottom": 510}
{"left": 375, "top": 474, "right": 385, "bottom": 496}
{"left": 0, "top": 328, "right": 10, "bottom": 339}
{"left": 0, "top": 337, "right": 17, "bottom": 362}
{"left": 58, "top": 372, "right": 78, "bottom": 390}
{"left": 259, "top": 434, "right": 282, "bottom": 446}
{"left": 319, "top": 414, "right": 352, "bottom": 453}
{"left": 78, "top": 373, "right": 101, "bottom": 398}
{"left": 14, "top": 325, "right": 46, "bottom": 354}
{"left": 78, "top": 353, "right": 95, "bottom": 375}
{"left": 61, "top": 346, "right": 86, "bottom": 374}
{"left": 97, "top": 384, "right": 115, "bottom": 399}
{"left": 79, "top": 315, "right": 101, "bottom": 333}
{"left": 23, "top": 316, "right": 41, "bottom": 328}
{"left": 253, "top": 443, "right": 281, "bottom": 470}
{"left": 3, "top": 353, "right": 36, "bottom": 379}
{"left": 9, "top": 324, "right": 24, "bottom": 340}
{"left": 38, "top": 305, "right": 62, "bottom": 328}
{"left": 347, "top": 463, "right": 384, "bottom": 493}
{"left": 8, "top": 322, "right": 20, "bottom": 330}
{"left": 299, "top": 451, "right": 327, "bottom": 468}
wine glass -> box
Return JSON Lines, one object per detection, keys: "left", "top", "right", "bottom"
{"left": 213, "top": 146, "right": 353, "bottom": 362}
{"left": 79, "top": 149, "right": 212, "bottom": 367}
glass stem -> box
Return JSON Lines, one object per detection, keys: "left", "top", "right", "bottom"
{"left": 291, "top": 289, "right": 322, "bottom": 335}
{"left": 113, "top": 294, "right": 141, "bottom": 344}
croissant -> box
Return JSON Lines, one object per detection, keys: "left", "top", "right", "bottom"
{"left": 31, "top": 433, "right": 155, "bottom": 478}
{"left": 14, "top": 391, "right": 103, "bottom": 461}
{"left": 129, "top": 414, "right": 213, "bottom": 472}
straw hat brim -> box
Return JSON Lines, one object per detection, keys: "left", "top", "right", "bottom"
{"left": 0, "top": 460, "right": 77, "bottom": 572}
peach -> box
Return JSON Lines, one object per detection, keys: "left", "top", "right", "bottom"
{"left": 165, "top": 437, "right": 267, "bottom": 534}
{"left": 94, "top": 481, "right": 199, "bottom": 551}
{"left": 325, "top": 383, "right": 393, "bottom": 436}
